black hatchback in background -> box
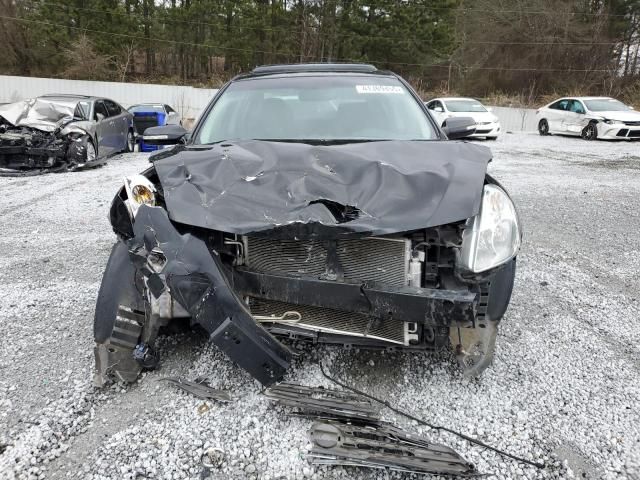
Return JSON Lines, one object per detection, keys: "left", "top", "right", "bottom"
{"left": 94, "top": 64, "right": 522, "bottom": 387}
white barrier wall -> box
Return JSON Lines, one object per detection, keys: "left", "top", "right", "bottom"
{"left": 489, "top": 106, "right": 539, "bottom": 132}
{"left": 0, "top": 75, "right": 218, "bottom": 122}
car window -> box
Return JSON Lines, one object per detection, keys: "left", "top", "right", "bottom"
{"left": 94, "top": 101, "right": 109, "bottom": 121}
{"left": 165, "top": 105, "right": 176, "bottom": 113}
{"left": 583, "top": 98, "right": 632, "bottom": 112}
{"left": 74, "top": 101, "right": 91, "bottom": 120}
{"left": 104, "top": 99, "right": 121, "bottom": 117}
{"left": 444, "top": 100, "right": 487, "bottom": 112}
{"left": 550, "top": 100, "right": 569, "bottom": 111}
{"left": 568, "top": 100, "right": 585, "bottom": 114}
{"left": 195, "top": 75, "right": 437, "bottom": 144}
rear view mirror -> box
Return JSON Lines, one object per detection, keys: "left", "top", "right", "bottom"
{"left": 442, "top": 117, "right": 476, "bottom": 140}
{"left": 143, "top": 125, "right": 188, "bottom": 145}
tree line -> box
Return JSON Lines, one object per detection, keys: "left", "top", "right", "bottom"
{"left": 1, "top": 0, "right": 639, "bottom": 104}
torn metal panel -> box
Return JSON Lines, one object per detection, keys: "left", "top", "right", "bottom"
{"left": 151, "top": 140, "right": 491, "bottom": 239}
{"left": 159, "top": 377, "right": 231, "bottom": 402}
{"left": 127, "top": 205, "right": 292, "bottom": 386}
{"left": 263, "top": 383, "right": 381, "bottom": 421}
{"left": 308, "top": 420, "right": 478, "bottom": 476}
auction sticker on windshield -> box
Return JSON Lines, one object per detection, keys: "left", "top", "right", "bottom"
{"left": 356, "top": 85, "right": 404, "bottom": 94}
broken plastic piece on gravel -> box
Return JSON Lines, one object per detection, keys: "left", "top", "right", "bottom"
{"left": 201, "top": 447, "right": 225, "bottom": 469}
{"left": 159, "top": 377, "right": 231, "bottom": 402}
{"left": 263, "top": 382, "right": 380, "bottom": 421}
{"left": 308, "top": 419, "right": 478, "bottom": 476}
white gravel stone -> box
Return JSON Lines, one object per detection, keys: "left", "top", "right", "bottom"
{"left": 0, "top": 137, "right": 639, "bottom": 479}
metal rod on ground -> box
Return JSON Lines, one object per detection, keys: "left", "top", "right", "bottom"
{"left": 319, "top": 362, "right": 545, "bottom": 470}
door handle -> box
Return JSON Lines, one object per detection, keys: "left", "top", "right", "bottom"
{"left": 109, "top": 121, "right": 115, "bottom": 126}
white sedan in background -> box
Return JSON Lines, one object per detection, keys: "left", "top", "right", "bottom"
{"left": 425, "top": 97, "right": 501, "bottom": 139}
{"left": 536, "top": 97, "right": 640, "bottom": 140}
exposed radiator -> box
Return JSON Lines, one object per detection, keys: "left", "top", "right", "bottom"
{"left": 244, "top": 236, "right": 410, "bottom": 287}
{"left": 249, "top": 298, "right": 406, "bottom": 345}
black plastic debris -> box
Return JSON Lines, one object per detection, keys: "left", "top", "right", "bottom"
{"left": 263, "top": 382, "right": 380, "bottom": 422}
{"left": 264, "top": 382, "right": 478, "bottom": 476}
{"left": 159, "top": 377, "right": 231, "bottom": 402}
{"left": 308, "top": 419, "right": 478, "bottom": 476}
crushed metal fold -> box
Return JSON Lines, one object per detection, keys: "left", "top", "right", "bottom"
{"left": 159, "top": 377, "right": 232, "bottom": 402}
{"left": 264, "top": 382, "right": 478, "bottom": 476}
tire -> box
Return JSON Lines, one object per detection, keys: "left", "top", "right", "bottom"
{"left": 581, "top": 122, "right": 598, "bottom": 141}
{"left": 538, "top": 119, "right": 550, "bottom": 136}
{"left": 125, "top": 129, "right": 135, "bottom": 153}
{"left": 66, "top": 135, "right": 97, "bottom": 169}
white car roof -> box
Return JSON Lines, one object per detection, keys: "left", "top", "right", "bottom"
{"left": 429, "top": 97, "right": 484, "bottom": 102}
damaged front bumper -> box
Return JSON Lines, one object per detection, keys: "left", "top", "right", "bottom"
{"left": 0, "top": 127, "right": 97, "bottom": 175}
{"left": 95, "top": 203, "right": 510, "bottom": 387}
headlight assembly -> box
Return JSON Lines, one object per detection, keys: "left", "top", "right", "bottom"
{"left": 123, "top": 174, "right": 156, "bottom": 217}
{"left": 603, "top": 119, "right": 623, "bottom": 125}
{"left": 459, "top": 184, "right": 521, "bottom": 273}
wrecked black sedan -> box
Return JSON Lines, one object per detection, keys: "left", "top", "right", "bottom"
{"left": 0, "top": 95, "right": 134, "bottom": 175}
{"left": 94, "top": 64, "right": 522, "bottom": 387}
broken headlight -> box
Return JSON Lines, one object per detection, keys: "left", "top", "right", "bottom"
{"left": 459, "top": 184, "right": 521, "bottom": 273}
{"left": 123, "top": 174, "right": 156, "bottom": 217}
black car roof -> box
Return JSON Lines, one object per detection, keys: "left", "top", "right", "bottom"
{"left": 239, "top": 63, "right": 389, "bottom": 80}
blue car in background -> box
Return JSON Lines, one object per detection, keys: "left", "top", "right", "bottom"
{"left": 128, "top": 104, "right": 182, "bottom": 152}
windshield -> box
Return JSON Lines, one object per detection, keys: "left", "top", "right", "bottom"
{"left": 444, "top": 100, "right": 487, "bottom": 113}
{"left": 129, "top": 105, "right": 165, "bottom": 113}
{"left": 584, "top": 99, "right": 632, "bottom": 112}
{"left": 194, "top": 75, "right": 436, "bottom": 144}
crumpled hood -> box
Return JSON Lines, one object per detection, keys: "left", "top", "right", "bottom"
{"left": 152, "top": 140, "right": 491, "bottom": 238}
{"left": 0, "top": 97, "right": 83, "bottom": 133}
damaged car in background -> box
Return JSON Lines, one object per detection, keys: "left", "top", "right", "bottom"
{"left": 94, "top": 63, "right": 522, "bottom": 388}
{"left": 0, "top": 94, "right": 134, "bottom": 175}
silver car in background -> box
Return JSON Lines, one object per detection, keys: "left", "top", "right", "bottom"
{"left": 536, "top": 96, "right": 640, "bottom": 140}
{"left": 0, "top": 94, "right": 134, "bottom": 175}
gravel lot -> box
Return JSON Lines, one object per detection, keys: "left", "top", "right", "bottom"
{"left": 1, "top": 133, "right": 639, "bottom": 480}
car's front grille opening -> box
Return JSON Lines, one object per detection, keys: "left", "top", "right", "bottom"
{"left": 249, "top": 297, "right": 406, "bottom": 345}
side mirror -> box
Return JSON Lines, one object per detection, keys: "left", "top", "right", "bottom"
{"left": 487, "top": 107, "right": 493, "bottom": 112}
{"left": 442, "top": 116, "right": 476, "bottom": 140}
{"left": 143, "top": 125, "right": 188, "bottom": 145}
{"left": 95, "top": 112, "right": 105, "bottom": 122}
{"left": 434, "top": 106, "right": 444, "bottom": 113}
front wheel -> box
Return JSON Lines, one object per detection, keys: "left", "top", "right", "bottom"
{"left": 538, "top": 119, "right": 550, "bottom": 136}
{"left": 581, "top": 123, "right": 598, "bottom": 141}
{"left": 125, "top": 130, "right": 135, "bottom": 152}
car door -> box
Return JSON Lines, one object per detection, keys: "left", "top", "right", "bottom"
{"left": 563, "top": 99, "right": 587, "bottom": 134}
{"left": 104, "top": 99, "right": 129, "bottom": 151}
{"left": 426, "top": 100, "right": 446, "bottom": 126}
{"left": 547, "top": 99, "right": 569, "bottom": 133}
{"left": 93, "top": 100, "right": 114, "bottom": 157}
